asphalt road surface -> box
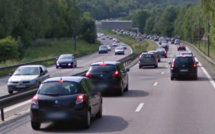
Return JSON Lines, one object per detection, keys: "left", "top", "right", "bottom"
{"left": 1, "top": 41, "right": 215, "bottom": 134}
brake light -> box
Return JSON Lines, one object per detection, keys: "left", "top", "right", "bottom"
{"left": 164, "top": 51, "right": 167, "bottom": 54}
{"left": 76, "top": 94, "right": 86, "bottom": 104}
{"left": 182, "top": 55, "right": 186, "bottom": 58}
{"left": 31, "top": 95, "right": 38, "bottom": 105}
{"left": 58, "top": 80, "right": 64, "bottom": 82}
{"left": 193, "top": 64, "right": 197, "bottom": 68}
{"left": 85, "top": 72, "right": 92, "bottom": 78}
{"left": 171, "top": 64, "right": 174, "bottom": 68}
{"left": 99, "top": 63, "right": 106, "bottom": 66}
{"left": 112, "top": 70, "right": 120, "bottom": 77}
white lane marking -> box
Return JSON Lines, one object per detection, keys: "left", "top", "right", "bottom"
{"left": 198, "top": 61, "right": 215, "bottom": 89}
{"left": 129, "top": 45, "right": 133, "bottom": 54}
{"left": 4, "top": 100, "right": 31, "bottom": 113}
{"left": 153, "top": 82, "right": 158, "bottom": 86}
{"left": 0, "top": 90, "right": 4, "bottom": 92}
{"left": 135, "top": 103, "right": 144, "bottom": 112}
{"left": 161, "top": 72, "right": 165, "bottom": 75}
{"left": 166, "top": 65, "right": 168, "bottom": 68}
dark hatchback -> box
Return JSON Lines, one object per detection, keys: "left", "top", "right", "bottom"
{"left": 85, "top": 61, "right": 129, "bottom": 96}
{"left": 177, "top": 45, "right": 186, "bottom": 51}
{"left": 156, "top": 48, "right": 167, "bottom": 58}
{"left": 56, "top": 54, "right": 77, "bottom": 69}
{"left": 170, "top": 55, "right": 198, "bottom": 80}
{"left": 30, "top": 76, "right": 102, "bottom": 130}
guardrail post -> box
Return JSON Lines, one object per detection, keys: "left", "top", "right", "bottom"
{"left": 1, "top": 108, "right": 4, "bottom": 121}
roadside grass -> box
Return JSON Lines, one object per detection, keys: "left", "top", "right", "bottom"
{"left": 0, "top": 39, "right": 100, "bottom": 77}
{"left": 99, "top": 30, "right": 157, "bottom": 53}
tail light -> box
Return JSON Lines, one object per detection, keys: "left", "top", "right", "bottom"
{"left": 164, "top": 51, "right": 167, "bottom": 54}
{"left": 171, "top": 64, "right": 174, "bottom": 68}
{"left": 193, "top": 64, "right": 197, "bottom": 68}
{"left": 76, "top": 94, "right": 86, "bottom": 104}
{"left": 85, "top": 72, "right": 92, "bottom": 78}
{"left": 112, "top": 70, "right": 120, "bottom": 77}
{"left": 31, "top": 95, "right": 38, "bottom": 105}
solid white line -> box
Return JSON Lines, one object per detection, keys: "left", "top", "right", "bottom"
{"left": 161, "top": 72, "right": 165, "bottom": 75}
{"left": 135, "top": 103, "right": 144, "bottom": 112}
{"left": 129, "top": 45, "right": 133, "bottom": 54}
{"left": 198, "top": 61, "right": 215, "bottom": 89}
{"left": 153, "top": 82, "right": 158, "bottom": 86}
{"left": 5, "top": 99, "right": 31, "bottom": 113}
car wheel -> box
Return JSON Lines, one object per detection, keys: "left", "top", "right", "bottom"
{"left": 96, "top": 104, "right": 102, "bottom": 118}
{"left": 8, "top": 89, "right": 13, "bottom": 94}
{"left": 56, "top": 66, "right": 59, "bottom": 69}
{"left": 171, "top": 77, "right": 174, "bottom": 80}
{"left": 139, "top": 65, "right": 142, "bottom": 69}
{"left": 124, "top": 83, "right": 128, "bottom": 92}
{"left": 158, "top": 59, "right": 161, "bottom": 62}
{"left": 165, "top": 56, "right": 167, "bottom": 58}
{"left": 154, "top": 65, "right": 158, "bottom": 68}
{"left": 31, "top": 121, "right": 41, "bottom": 130}
{"left": 83, "top": 110, "right": 91, "bottom": 129}
{"left": 118, "top": 84, "right": 124, "bottom": 96}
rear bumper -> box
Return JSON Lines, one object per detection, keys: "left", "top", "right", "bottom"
{"left": 171, "top": 72, "right": 197, "bottom": 78}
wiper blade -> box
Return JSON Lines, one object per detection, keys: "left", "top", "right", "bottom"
{"left": 42, "top": 93, "right": 60, "bottom": 96}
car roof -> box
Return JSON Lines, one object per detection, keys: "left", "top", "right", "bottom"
{"left": 18, "top": 65, "right": 44, "bottom": 68}
{"left": 91, "top": 61, "right": 120, "bottom": 66}
{"left": 43, "top": 76, "right": 85, "bottom": 83}
{"left": 59, "top": 54, "right": 73, "bottom": 56}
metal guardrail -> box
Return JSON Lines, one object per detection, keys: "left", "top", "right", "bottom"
{"left": 0, "top": 53, "right": 140, "bottom": 121}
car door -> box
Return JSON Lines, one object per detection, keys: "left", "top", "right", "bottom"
{"left": 39, "top": 66, "right": 50, "bottom": 82}
{"left": 81, "top": 79, "right": 97, "bottom": 115}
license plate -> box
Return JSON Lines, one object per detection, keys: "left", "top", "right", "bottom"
{"left": 180, "top": 69, "right": 188, "bottom": 72}
{"left": 47, "top": 112, "right": 66, "bottom": 119}
{"left": 16, "top": 85, "right": 26, "bottom": 88}
{"left": 97, "top": 83, "right": 108, "bottom": 89}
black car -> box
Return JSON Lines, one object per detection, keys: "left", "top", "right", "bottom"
{"left": 30, "top": 76, "right": 102, "bottom": 130}
{"left": 148, "top": 50, "right": 161, "bottom": 62}
{"left": 85, "top": 61, "right": 129, "bottom": 96}
{"left": 170, "top": 55, "right": 198, "bottom": 80}
{"left": 156, "top": 48, "right": 167, "bottom": 58}
{"left": 177, "top": 45, "right": 186, "bottom": 51}
{"left": 171, "top": 38, "right": 175, "bottom": 44}
{"left": 56, "top": 54, "right": 77, "bottom": 68}
{"left": 161, "top": 43, "right": 169, "bottom": 51}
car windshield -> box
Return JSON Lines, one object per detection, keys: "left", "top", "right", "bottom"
{"left": 59, "top": 55, "right": 72, "bottom": 60}
{"left": 90, "top": 65, "right": 116, "bottom": 73}
{"left": 174, "top": 57, "right": 194, "bottom": 67}
{"left": 13, "top": 67, "right": 39, "bottom": 75}
{"left": 38, "top": 81, "right": 80, "bottom": 96}
{"left": 141, "top": 54, "right": 154, "bottom": 59}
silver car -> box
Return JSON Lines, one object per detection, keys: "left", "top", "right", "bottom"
{"left": 115, "top": 47, "right": 125, "bottom": 55}
{"left": 7, "top": 65, "right": 50, "bottom": 94}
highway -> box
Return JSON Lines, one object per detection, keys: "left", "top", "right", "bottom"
{"left": 1, "top": 40, "right": 215, "bottom": 134}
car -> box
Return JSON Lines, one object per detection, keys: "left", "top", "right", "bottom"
{"left": 148, "top": 50, "right": 161, "bottom": 62}
{"left": 98, "top": 45, "right": 108, "bottom": 54}
{"left": 161, "top": 43, "right": 169, "bottom": 51}
{"left": 177, "top": 45, "right": 186, "bottom": 51}
{"left": 115, "top": 47, "right": 125, "bottom": 55}
{"left": 30, "top": 76, "right": 102, "bottom": 130}
{"left": 106, "top": 45, "right": 112, "bottom": 51}
{"left": 156, "top": 48, "right": 167, "bottom": 58}
{"left": 56, "top": 54, "right": 77, "bottom": 68}
{"left": 179, "top": 51, "right": 194, "bottom": 57}
{"left": 139, "top": 53, "right": 158, "bottom": 68}
{"left": 85, "top": 61, "right": 129, "bottom": 95}
{"left": 174, "top": 39, "right": 180, "bottom": 45}
{"left": 7, "top": 65, "right": 50, "bottom": 94}
{"left": 112, "top": 42, "right": 118, "bottom": 47}
{"left": 119, "top": 44, "right": 127, "bottom": 49}
{"left": 158, "top": 37, "right": 165, "bottom": 45}
{"left": 171, "top": 38, "right": 175, "bottom": 44}
{"left": 170, "top": 55, "right": 198, "bottom": 80}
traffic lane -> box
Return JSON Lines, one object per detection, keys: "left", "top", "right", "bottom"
{"left": 0, "top": 39, "right": 132, "bottom": 96}
{"left": 3, "top": 54, "right": 169, "bottom": 134}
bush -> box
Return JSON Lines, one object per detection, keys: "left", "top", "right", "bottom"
{"left": 0, "top": 36, "right": 19, "bottom": 62}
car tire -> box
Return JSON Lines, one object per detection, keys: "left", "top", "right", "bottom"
{"left": 31, "top": 121, "right": 41, "bottom": 130}
{"left": 8, "top": 89, "right": 13, "bottom": 94}
{"left": 154, "top": 65, "right": 158, "bottom": 68}
{"left": 158, "top": 59, "right": 161, "bottom": 62}
{"left": 96, "top": 104, "right": 102, "bottom": 118}
{"left": 118, "top": 84, "right": 124, "bottom": 96}
{"left": 139, "top": 65, "right": 142, "bottom": 69}
{"left": 83, "top": 110, "right": 91, "bottom": 129}
{"left": 124, "top": 83, "right": 128, "bottom": 92}
{"left": 171, "top": 77, "right": 174, "bottom": 80}
{"left": 56, "top": 66, "right": 59, "bottom": 69}
{"left": 165, "top": 56, "right": 167, "bottom": 58}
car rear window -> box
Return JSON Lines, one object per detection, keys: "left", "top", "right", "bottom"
{"left": 141, "top": 54, "right": 154, "bottom": 59}
{"left": 89, "top": 65, "right": 116, "bottom": 72}
{"left": 174, "top": 57, "right": 194, "bottom": 67}
{"left": 38, "top": 81, "right": 80, "bottom": 96}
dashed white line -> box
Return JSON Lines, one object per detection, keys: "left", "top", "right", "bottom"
{"left": 4, "top": 99, "right": 31, "bottom": 113}
{"left": 153, "top": 82, "right": 158, "bottom": 86}
{"left": 166, "top": 65, "right": 168, "bottom": 68}
{"left": 135, "top": 103, "right": 144, "bottom": 112}
{"left": 161, "top": 72, "right": 165, "bottom": 75}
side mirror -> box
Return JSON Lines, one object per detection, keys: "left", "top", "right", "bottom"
{"left": 126, "top": 68, "right": 130, "bottom": 72}
{"left": 9, "top": 73, "right": 13, "bottom": 76}
{"left": 168, "top": 62, "right": 172, "bottom": 65}
{"left": 196, "top": 61, "right": 199, "bottom": 64}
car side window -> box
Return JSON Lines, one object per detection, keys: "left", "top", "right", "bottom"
{"left": 80, "top": 79, "right": 90, "bottom": 94}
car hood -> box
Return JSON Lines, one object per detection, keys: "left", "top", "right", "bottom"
{"left": 9, "top": 75, "right": 39, "bottom": 82}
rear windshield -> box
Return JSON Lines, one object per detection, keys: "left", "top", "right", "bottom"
{"left": 89, "top": 65, "right": 116, "bottom": 72}
{"left": 174, "top": 57, "right": 194, "bottom": 67}
{"left": 141, "top": 54, "right": 154, "bottom": 59}
{"left": 38, "top": 81, "right": 80, "bottom": 96}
